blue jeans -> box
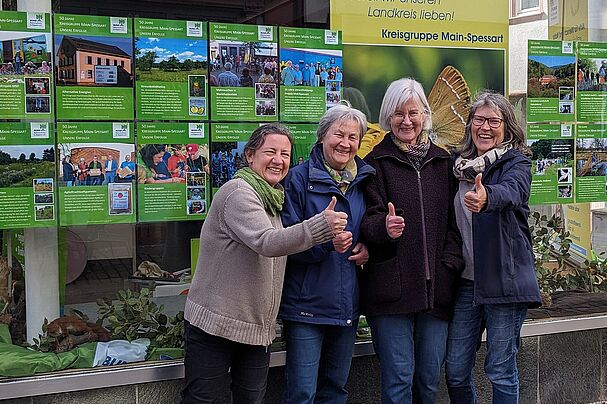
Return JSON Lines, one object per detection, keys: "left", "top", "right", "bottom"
{"left": 283, "top": 320, "right": 358, "bottom": 404}
{"left": 445, "top": 280, "right": 528, "bottom": 404}
{"left": 181, "top": 321, "right": 270, "bottom": 404}
{"left": 367, "top": 312, "right": 449, "bottom": 404}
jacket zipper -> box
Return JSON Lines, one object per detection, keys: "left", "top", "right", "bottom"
{"left": 416, "top": 169, "right": 431, "bottom": 282}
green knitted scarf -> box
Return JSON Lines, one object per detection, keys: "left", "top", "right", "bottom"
{"left": 233, "top": 167, "right": 285, "bottom": 217}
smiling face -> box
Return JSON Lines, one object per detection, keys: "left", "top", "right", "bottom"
{"left": 322, "top": 119, "right": 360, "bottom": 171}
{"left": 246, "top": 133, "right": 292, "bottom": 186}
{"left": 389, "top": 98, "right": 425, "bottom": 144}
{"left": 471, "top": 105, "right": 505, "bottom": 156}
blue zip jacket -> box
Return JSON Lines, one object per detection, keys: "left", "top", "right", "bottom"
{"left": 470, "top": 149, "right": 541, "bottom": 307}
{"left": 279, "top": 144, "right": 376, "bottom": 325}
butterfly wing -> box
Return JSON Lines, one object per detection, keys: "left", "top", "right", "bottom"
{"left": 428, "top": 66, "right": 471, "bottom": 151}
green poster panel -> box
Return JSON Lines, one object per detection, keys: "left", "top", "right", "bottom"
{"left": 54, "top": 14, "right": 134, "bottom": 120}
{"left": 285, "top": 123, "right": 317, "bottom": 166}
{"left": 575, "top": 124, "right": 607, "bottom": 203}
{"left": 0, "top": 11, "right": 53, "bottom": 120}
{"left": 279, "top": 28, "right": 342, "bottom": 122}
{"left": 0, "top": 122, "right": 56, "bottom": 229}
{"left": 57, "top": 122, "right": 135, "bottom": 226}
{"left": 135, "top": 18, "right": 208, "bottom": 121}
{"left": 527, "top": 40, "right": 576, "bottom": 123}
{"left": 209, "top": 23, "right": 277, "bottom": 121}
{"left": 576, "top": 42, "right": 607, "bottom": 123}
{"left": 137, "top": 122, "right": 210, "bottom": 222}
{"left": 210, "top": 123, "right": 268, "bottom": 193}
{"left": 528, "top": 123, "right": 575, "bottom": 205}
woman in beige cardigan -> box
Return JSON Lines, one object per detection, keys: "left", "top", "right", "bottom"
{"left": 183, "top": 124, "right": 348, "bottom": 404}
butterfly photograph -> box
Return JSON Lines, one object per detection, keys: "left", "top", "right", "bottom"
{"left": 341, "top": 44, "right": 505, "bottom": 156}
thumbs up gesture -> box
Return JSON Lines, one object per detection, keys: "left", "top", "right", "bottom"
{"left": 324, "top": 196, "right": 348, "bottom": 236}
{"left": 463, "top": 173, "right": 487, "bottom": 213}
{"left": 385, "top": 202, "right": 405, "bottom": 239}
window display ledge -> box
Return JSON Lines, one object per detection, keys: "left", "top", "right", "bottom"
{"left": 2, "top": 314, "right": 607, "bottom": 400}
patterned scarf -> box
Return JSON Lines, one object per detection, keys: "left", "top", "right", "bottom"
{"left": 453, "top": 145, "right": 512, "bottom": 182}
{"left": 233, "top": 167, "right": 284, "bottom": 216}
{"left": 390, "top": 130, "right": 431, "bottom": 169}
{"left": 324, "top": 159, "right": 358, "bottom": 194}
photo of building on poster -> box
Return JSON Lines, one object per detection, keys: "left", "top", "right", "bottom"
{"left": 527, "top": 40, "right": 576, "bottom": 123}
{"left": 576, "top": 42, "right": 607, "bottom": 122}
{"left": 56, "top": 122, "right": 135, "bottom": 225}
{"left": 0, "top": 122, "right": 56, "bottom": 229}
{"left": 54, "top": 14, "right": 134, "bottom": 120}
{"left": 210, "top": 123, "right": 260, "bottom": 193}
{"left": 279, "top": 28, "right": 343, "bottom": 122}
{"left": 209, "top": 23, "right": 278, "bottom": 121}
{"left": 527, "top": 123, "right": 575, "bottom": 204}
{"left": 137, "top": 122, "right": 209, "bottom": 222}
{"left": 575, "top": 124, "right": 607, "bottom": 202}
{"left": 135, "top": 18, "right": 208, "bottom": 120}
{"left": 0, "top": 11, "right": 53, "bottom": 119}
{"left": 284, "top": 123, "right": 318, "bottom": 166}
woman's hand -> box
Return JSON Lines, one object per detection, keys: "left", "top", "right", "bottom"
{"left": 323, "top": 196, "right": 348, "bottom": 236}
{"left": 348, "top": 242, "right": 369, "bottom": 265}
{"left": 385, "top": 202, "right": 405, "bottom": 239}
{"left": 333, "top": 231, "right": 353, "bottom": 253}
{"left": 464, "top": 173, "right": 487, "bottom": 213}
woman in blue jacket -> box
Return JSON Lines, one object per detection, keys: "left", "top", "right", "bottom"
{"left": 445, "top": 92, "right": 542, "bottom": 404}
{"left": 280, "top": 103, "right": 375, "bottom": 404}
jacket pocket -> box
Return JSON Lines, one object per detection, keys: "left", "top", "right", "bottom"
{"left": 363, "top": 257, "right": 401, "bottom": 304}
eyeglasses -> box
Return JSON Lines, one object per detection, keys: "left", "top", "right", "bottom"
{"left": 472, "top": 115, "right": 504, "bottom": 129}
{"left": 391, "top": 110, "right": 423, "bottom": 121}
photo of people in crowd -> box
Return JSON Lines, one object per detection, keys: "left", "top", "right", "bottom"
{"left": 209, "top": 39, "right": 278, "bottom": 88}
{"left": 58, "top": 143, "right": 136, "bottom": 186}
{"left": 54, "top": 35, "right": 133, "bottom": 87}
{"left": 210, "top": 141, "right": 247, "bottom": 189}
{"left": 255, "top": 99, "right": 276, "bottom": 116}
{"left": 137, "top": 143, "right": 209, "bottom": 185}
{"left": 0, "top": 33, "right": 52, "bottom": 77}
{"left": 279, "top": 48, "right": 342, "bottom": 87}
{"left": 577, "top": 58, "right": 607, "bottom": 92}
{"left": 528, "top": 138, "right": 574, "bottom": 176}
{"left": 576, "top": 138, "right": 607, "bottom": 177}
{"left": 255, "top": 83, "right": 275, "bottom": 99}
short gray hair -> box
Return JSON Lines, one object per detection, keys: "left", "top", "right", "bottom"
{"left": 458, "top": 91, "right": 530, "bottom": 158}
{"left": 244, "top": 124, "right": 293, "bottom": 165}
{"left": 316, "top": 102, "right": 367, "bottom": 145}
{"left": 224, "top": 62, "right": 233, "bottom": 71}
{"left": 379, "top": 78, "right": 432, "bottom": 132}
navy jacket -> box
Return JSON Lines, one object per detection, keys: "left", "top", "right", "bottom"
{"left": 469, "top": 149, "right": 542, "bottom": 306}
{"left": 279, "top": 144, "right": 375, "bottom": 325}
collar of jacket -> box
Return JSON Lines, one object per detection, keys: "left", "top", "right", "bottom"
{"left": 307, "top": 143, "right": 375, "bottom": 191}
{"left": 369, "top": 131, "right": 449, "bottom": 167}
{"left": 452, "top": 148, "right": 526, "bottom": 178}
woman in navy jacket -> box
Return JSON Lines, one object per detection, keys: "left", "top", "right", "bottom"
{"left": 279, "top": 104, "right": 375, "bottom": 404}
{"left": 445, "top": 92, "right": 542, "bottom": 404}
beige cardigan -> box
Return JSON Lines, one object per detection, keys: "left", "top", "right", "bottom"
{"left": 184, "top": 179, "right": 334, "bottom": 346}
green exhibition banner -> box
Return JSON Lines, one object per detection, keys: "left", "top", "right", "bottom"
{"left": 57, "top": 122, "right": 135, "bottom": 226}
{"left": 135, "top": 18, "right": 208, "bottom": 121}
{"left": 575, "top": 124, "right": 607, "bottom": 203}
{"left": 209, "top": 23, "right": 277, "bottom": 121}
{"left": 279, "top": 28, "right": 342, "bottom": 122}
{"left": 137, "top": 122, "right": 210, "bottom": 222}
{"left": 0, "top": 11, "right": 53, "bottom": 120}
{"left": 528, "top": 123, "right": 575, "bottom": 205}
{"left": 285, "top": 123, "right": 317, "bottom": 166}
{"left": 54, "top": 14, "right": 134, "bottom": 120}
{"left": 210, "top": 123, "right": 262, "bottom": 193}
{"left": 0, "top": 122, "right": 56, "bottom": 229}
{"left": 576, "top": 42, "right": 607, "bottom": 123}
{"left": 527, "top": 40, "right": 576, "bottom": 123}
